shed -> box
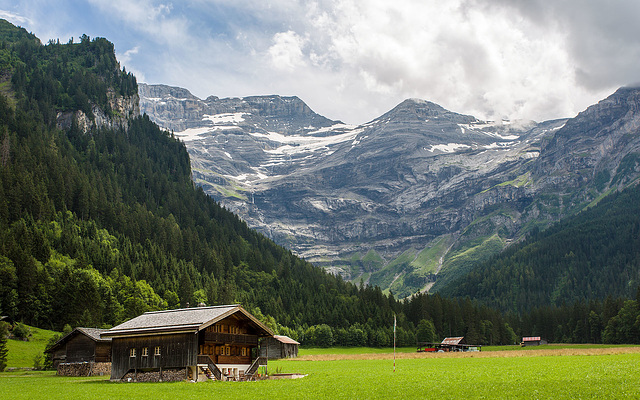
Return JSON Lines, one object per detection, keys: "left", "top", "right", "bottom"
{"left": 521, "top": 336, "right": 547, "bottom": 346}
{"left": 417, "top": 336, "right": 481, "bottom": 352}
{"left": 45, "top": 327, "right": 112, "bottom": 375}
{"left": 260, "top": 335, "right": 300, "bottom": 359}
{"left": 102, "top": 304, "right": 274, "bottom": 382}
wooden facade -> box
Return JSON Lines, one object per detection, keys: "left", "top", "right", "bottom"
{"left": 104, "top": 305, "right": 273, "bottom": 381}
{"left": 46, "top": 328, "right": 111, "bottom": 370}
{"left": 260, "top": 335, "right": 299, "bottom": 359}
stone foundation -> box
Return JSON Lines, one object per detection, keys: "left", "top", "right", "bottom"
{"left": 121, "top": 368, "right": 186, "bottom": 382}
{"left": 57, "top": 362, "right": 111, "bottom": 377}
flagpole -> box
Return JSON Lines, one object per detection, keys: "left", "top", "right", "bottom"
{"left": 393, "top": 313, "right": 396, "bottom": 373}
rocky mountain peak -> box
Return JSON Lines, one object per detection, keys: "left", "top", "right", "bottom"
{"left": 378, "top": 98, "right": 477, "bottom": 125}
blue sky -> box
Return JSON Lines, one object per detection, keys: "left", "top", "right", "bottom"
{"left": 2, "top": 0, "right": 640, "bottom": 124}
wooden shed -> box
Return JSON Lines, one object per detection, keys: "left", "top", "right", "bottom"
{"left": 45, "top": 327, "right": 112, "bottom": 375}
{"left": 260, "top": 335, "right": 300, "bottom": 359}
{"left": 417, "top": 336, "right": 481, "bottom": 352}
{"left": 102, "top": 304, "right": 274, "bottom": 382}
{"left": 521, "top": 336, "right": 547, "bottom": 346}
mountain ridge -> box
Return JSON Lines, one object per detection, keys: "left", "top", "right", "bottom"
{"left": 139, "top": 83, "right": 640, "bottom": 299}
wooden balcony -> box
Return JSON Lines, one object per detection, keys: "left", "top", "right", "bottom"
{"left": 203, "top": 332, "right": 259, "bottom": 346}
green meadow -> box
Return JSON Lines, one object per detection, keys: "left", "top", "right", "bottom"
{"left": 1, "top": 349, "right": 639, "bottom": 399}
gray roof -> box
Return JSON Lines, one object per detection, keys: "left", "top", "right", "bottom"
{"left": 45, "top": 327, "right": 111, "bottom": 353}
{"left": 77, "top": 327, "right": 112, "bottom": 342}
{"left": 103, "top": 304, "right": 274, "bottom": 338}
{"left": 273, "top": 335, "right": 300, "bottom": 345}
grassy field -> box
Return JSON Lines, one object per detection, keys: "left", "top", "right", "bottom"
{"left": 1, "top": 347, "right": 639, "bottom": 399}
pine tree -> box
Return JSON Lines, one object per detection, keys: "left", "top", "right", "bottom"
{"left": 0, "top": 321, "right": 9, "bottom": 372}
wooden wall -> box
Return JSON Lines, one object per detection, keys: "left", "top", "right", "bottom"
{"left": 66, "top": 334, "right": 96, "bottom": 363}
{"left": 110, "top": 333, "right": 198, "bottom": 380}
{"left": 259, "top": 338, "right": 298, "bottom": 359}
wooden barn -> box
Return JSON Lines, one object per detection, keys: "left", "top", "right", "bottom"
{"left": 417, "top": 336, "right": 481, "bottom": 352}
{"left": 260, "top": 335, "right": 300, "bottom": 359}
{"left": 45, "top": 327, "right": 112, "bottom": 375}
{"left": 521, "top": 336, "right": 548, "bottom": 346}
{"left": 103, "top": 304, "right": 274, "bottom": 382}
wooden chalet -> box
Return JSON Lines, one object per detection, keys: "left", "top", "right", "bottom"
{"left": 417, "top": 336, "right": 481, "bottom": 352}
{"left": 45, "top": 327, "right": 112, "bottom": 375}
{"left": 102, "top": 304, "right": 274, "bottom": 382}
{"left": 260, "top": 335, "right": 300, "bottom": 359}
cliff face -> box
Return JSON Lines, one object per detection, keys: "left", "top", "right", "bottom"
{"left": 139, "top": 84, "right": 640, "bottom": 297}
{"left": 57, "top": 89, "right": 140, "bottom": 133}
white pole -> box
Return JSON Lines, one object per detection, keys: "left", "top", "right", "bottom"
{"left": 393, "top": 314, "right": 396, "bottom": 373}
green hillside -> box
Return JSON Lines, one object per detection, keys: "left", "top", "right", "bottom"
{"left": 441, "top": 183, "right": 640, "bottom": 313}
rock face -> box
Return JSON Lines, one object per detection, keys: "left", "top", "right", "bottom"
{"left": 57, "top": 89, "right": 140, "bottom": 133}
{"left": 139, "top": 83, "right": 640, "bottom": 297}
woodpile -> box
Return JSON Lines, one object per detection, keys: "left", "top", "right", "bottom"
{"left": 57, "top": 362, "right": 111, "bottom": 377}
{"left": 121, "top": 368, "right": 186, "bottom": 382}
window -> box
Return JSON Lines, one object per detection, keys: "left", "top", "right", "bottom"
{"left": 129, "top": 348, "right": 136, "bottom": 357}
{"left": 241, "top": 347, "right": 246, "bottom": 357}
{"left": 154, "top": 346, "right": 161, "bottom": 356}
{"left": 226, "top": 346, "right": 230, "bottom": 356}
{"left": 142, "top": 347, "right": 148, "bottom": 357}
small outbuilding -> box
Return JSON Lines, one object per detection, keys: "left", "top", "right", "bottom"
{"left": 521, "top": 336, "right": 547, "bottom": 346}
{"left": 417, "top": 336, "right": 481, "bottom": 352}
{"left": 260, "top": 335, "right": 300, "bottom": 359}
{"left": 45, "top": 327, "right": 112, "bottom": 376}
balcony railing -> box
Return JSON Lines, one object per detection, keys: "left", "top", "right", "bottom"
{"left": 203, "top": 332, "right": 259, "bottom": 345}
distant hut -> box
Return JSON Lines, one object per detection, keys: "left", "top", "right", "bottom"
{"left": 418, "top": 336, "right": 481, "bottom": 352}
{"left": 521, "top": 337, "right": 547, "bottom": 346}
{"left": 260, "top": 335, "right": 300, "bottom": 359}
{"left": 45, "top": 327, "right": 112, "bottom": 376}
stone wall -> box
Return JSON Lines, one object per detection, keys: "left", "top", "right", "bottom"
{"left": 121, "top": 368, "right": 186, "bottom": 382}
{"left": 57, "top": 362, "right": 111, "bottom": 377}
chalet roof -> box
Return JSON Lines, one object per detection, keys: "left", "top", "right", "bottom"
{"left": 441, "top": 337, "right": 465, "bottom": 345}
{"left": 103, "top": 304, "right": 274, "bottom": 338}
{"left": 45, "top": 327, "right": 111, "bottom": 354}
{"left": 273, "top": 335, "right": 300, "bottom": 345}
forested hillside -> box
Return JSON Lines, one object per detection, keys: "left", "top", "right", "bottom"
{"left": 441, "top": 183, "right": 640, "bottom": 312}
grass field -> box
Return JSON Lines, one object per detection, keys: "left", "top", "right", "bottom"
{"left": 1, "top": 347, "right": 639, "bottom": 399}
{"left": 5, "top": 326, "right": 59, "bottom": 369}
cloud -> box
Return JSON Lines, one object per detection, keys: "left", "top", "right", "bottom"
{"left": 4, "top": 0, "right": 640, "bottom": 124}
{"left": 267, "top": 31, "right": 307, "bottom": 72}
{"left": 0, "top": 9, "right": 31, "bottom": 25}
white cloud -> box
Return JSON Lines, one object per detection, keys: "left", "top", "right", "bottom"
{"left": 0, "top": 9, "right": 31, "bottom": 25}
{"left": 267, "top": 31, "right": 307, "bottom": 72}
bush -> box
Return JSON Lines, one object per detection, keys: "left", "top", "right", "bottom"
{"left": 33, "top": 352, "right": 43, "bottom": 370}
{"left": 12, "top": 322, "right": 30, "bottom": 340}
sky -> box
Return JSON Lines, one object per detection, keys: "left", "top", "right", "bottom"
{"left": 1, "top": 0, "right": 640, "bottom": 125}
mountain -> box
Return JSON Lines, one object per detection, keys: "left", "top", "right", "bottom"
{"left": 1, "top": 21, "right": 535, "bottom": 348}
{"left": 140, "top": 84, "right": 640, "bottom": 298}
{"left": 2, "top": 20, "right": 638, "bottom": 346}
{"left": 0, "top": 21, "right": 401, "bottom": 336}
